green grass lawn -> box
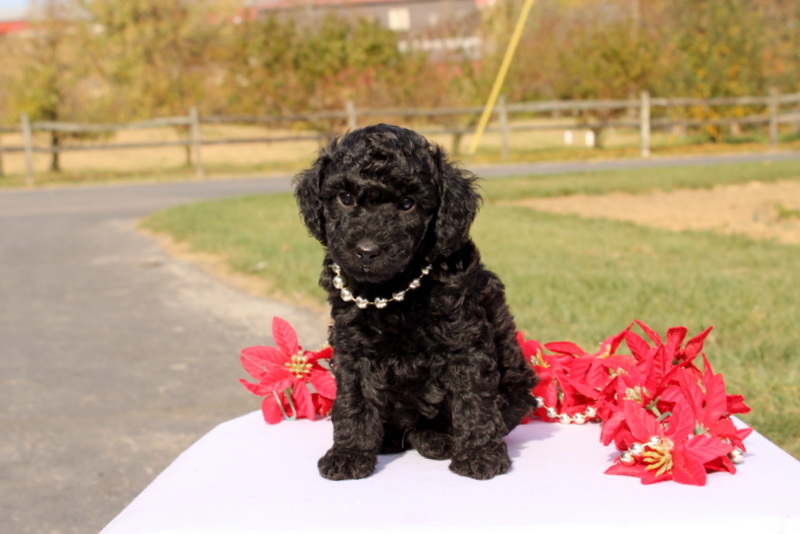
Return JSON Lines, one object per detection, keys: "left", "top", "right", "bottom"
{"left": 143, "top": 162, "right": 800, "bottom": 459}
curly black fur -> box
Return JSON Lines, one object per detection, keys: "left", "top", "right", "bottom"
{"left": 294, "top": 124, "right": 538, "bottom": 480}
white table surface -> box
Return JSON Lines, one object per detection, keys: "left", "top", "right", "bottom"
{"left": 100, "top": 411, "right": 800, "bottom": 534}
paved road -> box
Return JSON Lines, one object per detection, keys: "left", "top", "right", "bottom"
{"left": 0, "top": 177, "right": 329, "bottom": 534}
{"left": 2, "top": 151, "right": 799, "bottom": 534}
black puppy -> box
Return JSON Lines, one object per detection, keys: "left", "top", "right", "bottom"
{"left": 294, "top": 124, "right": 537, "bottom": 480}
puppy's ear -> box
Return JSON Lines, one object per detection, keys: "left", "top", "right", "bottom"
{"left": 293, "top": 150, "right": 331, "bottom": 245}
{"left": 427, "top": 145, "right": 482, "bottom": 261}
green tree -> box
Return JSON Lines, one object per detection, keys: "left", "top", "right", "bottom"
{"left": 663, "top": 0, "right": 768, "bottom": 140}
{"left": 7, "top": 0, "right": 98, "bottom": 171}
{"left": 80, "top": 0, "right": 228, "bottom": 119}
{"left": 221, "top": 12, "right": 426, "bottom": 134}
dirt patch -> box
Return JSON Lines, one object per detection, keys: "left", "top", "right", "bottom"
{"left": 139, "top": 225, "right": 327, "bottom": 313}
{"left": 511, "top": 181, "right": 800, "bottom": 245}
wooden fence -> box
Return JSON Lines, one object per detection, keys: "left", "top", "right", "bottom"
{"left": 2, "top": 90, "right": 800, "bottom": 185}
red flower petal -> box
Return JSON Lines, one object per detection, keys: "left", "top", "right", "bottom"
{"left": 261, "top": 393, "right": 286, "bottom": 424}
{"left": 308, "top": 367, "right": 337, "bottom": 399}
{"left": 677, "top": 367, "right": 705, "bottom": 415}
{"left": 600, "top": 410, "right": 626, "bottom": 446}
{"left": 623, "top": 400, "right": 661, "bottom": 442}
{"left": 307, "top": 346, "right": 333, "bottom": 363}
{"left": 703, "top": 373, "right": 728, "bottom": 423}
{"left": 706, "top": 454, "right": 737, "bottom": 474}
{"left": 293, "top": 382, "right": 317, "bottom": 420}
{"left": 634, "top": 320, "right": 662, "bottom": 345}
{"left": 241, "top": 345, "right": 286, "bottom": 366}
{"left": 604, "top": 329, "right": 629, "bottom": 355}
{"left": 272, "top": 317, "right": 299, "bottom": 356}
{"left": 314, "top": 394, "right": 334, "bottom": 417}
{"left": 240, "top": 355, "right": 266, "bottom": 381}
{"left": 625, "top": 330, "right": 652, "bottom": 361}
{"left": 665, "top": 326, "right": 688, "bottom": 359}
{"left": 240, "top": 378, "right": 273, "bottom": 396}
{"left": 668, "top": 398, "right": 696, "bottom": 443}
{"left": 683, "top": 326, "right": 713, "bottom": 359}
{"left": 727, "top": 394, "right": 751, "bottom": 415}
{"left": 605, "top": 462, "right": 646, "bottom": 478}
{"left": 671, "top": 444, "right": 708, "bottom": 486}
{"left": 684, "top": 434, "right": 733, "bottom": 465}
{"left": 544, "top": 341, "right": 587, "bottom": 356}
{"left": 640, "top": 469, "right": 674, "bottom": 485}
{"left": 259, "top": 368, "right": 294, "bottom": 393}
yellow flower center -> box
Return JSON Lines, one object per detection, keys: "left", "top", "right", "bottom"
{"left": 531, "top": 348, "right": 548, "bottom": 368}
{"left": 642, "top": 437, "right": 674, "bottom": 477}
{"left": 624, "top": 386, "right": 649, "bottom": 403}
{"left": 285, "top": 352, "right": 313, "bottom": 378}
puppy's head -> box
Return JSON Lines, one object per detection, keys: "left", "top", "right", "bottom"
{"left": 294, "top": 124, "right": 480, "bottom": 284}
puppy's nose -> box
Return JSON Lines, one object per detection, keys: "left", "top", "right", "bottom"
{"left": 355, "top": 239, "right": 380, "bottom": 264}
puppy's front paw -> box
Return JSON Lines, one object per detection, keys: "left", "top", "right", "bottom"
{"left": 318, "top": 447, "right": 377, "bottom": 480}
{"left": 449, "top": 441, "right": 511, "bottom": 480}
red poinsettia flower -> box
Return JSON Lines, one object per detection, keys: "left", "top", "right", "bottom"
{"left": 546, "top": 328, "right": 635, "bottom": 395}
{"left": 240, "top": 317, "right": 336, "bottom": 424}
{"left": 518, "top": 333, "right": 583, "bottom": 422}
{"left": 605, "top": 400, "right": 735, "bottom": 486}
{"left": 631, "top": 321, "right": 712, "bottom": 384}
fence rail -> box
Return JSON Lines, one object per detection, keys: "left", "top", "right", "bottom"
{"left": 1, "top": 90, "right": 799, "bottom": 185}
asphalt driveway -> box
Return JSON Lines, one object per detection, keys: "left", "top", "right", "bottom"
{"left": 0, "top": 177, "right": 328, "bottom": 534}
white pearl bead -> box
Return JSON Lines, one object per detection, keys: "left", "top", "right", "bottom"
{"left": 332, "top": 276, "right": 345, "bottom": 290}
{"left": 620, "top": 451, "right": 636, "bottom": 466}
{"left": 409, "top": 279, "right": 421, "bottom": 289}
{"left": 375, "top": 298, "right": 388, "bottom": 309}
{"left": 559, "top": 413, "right": 572, "bottom": 425}
{"left": 630, "top": 442, "right": 645, "bottom": 456}
{"left": 393, "top": 291, "right": 405, "bottom": 302}
{"left": 355, "top": 297, "right": 369, "bottom": 309}
{"left": 647, "top": 436, "right": 661, "bottom": 447}
{"left": 534, "top": 396, "right": 544, "bottom": 407}
{"left": 730, "top": 448, "right": 744, "bottom": 464}
{"left": 545, "top": 407, "right": 557, "bottom": 419}
{"left": 573, "top": 413, "right": 586, "bottom": 425}
{"left": 585, "top": 406, "right": 597, "bottom": 418}
{"left": 340, "top": 288, "right": 354, "bottom": 302}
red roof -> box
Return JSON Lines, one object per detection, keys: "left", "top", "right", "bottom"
{"left": 0, "top": 20, "right": 26, "bottom": 35}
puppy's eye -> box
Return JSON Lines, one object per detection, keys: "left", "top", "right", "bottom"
{"left": 338, "top": 193, "right": 355, "bottom": 207}
{"left": 398, "top": 197, "right": 415, "bottom": 211}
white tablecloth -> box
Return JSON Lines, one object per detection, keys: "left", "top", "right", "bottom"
{"left": 101, "top": 411, "right": 800, "bottom": 534}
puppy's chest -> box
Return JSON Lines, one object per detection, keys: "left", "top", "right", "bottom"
{"left": 376, "top": 349, "right": 448, "bottom": 411}
{"left": 344, "top": 319, "right": 446, "bottom": 390}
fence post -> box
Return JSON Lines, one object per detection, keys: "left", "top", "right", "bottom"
{"left": 346, "top": 100, "right": 357, "bottom": 131}
{"left": 498, "top": 94, "right": 510, "bottom": 162}
{"left": 21, "top": 114, "right": 35, "bottom": 186}
{"left": 769, "top": 88, "right": 779, "bottom": 151}
{"left": 189, "top": 107, "right": 205, "bottom": 178}
{"left": 639, "top": 90, "right": 650, "bottom": 158}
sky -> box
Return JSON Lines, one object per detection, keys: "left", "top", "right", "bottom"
{"left": 0, "top": 0, "right": 26, "bottom": 10}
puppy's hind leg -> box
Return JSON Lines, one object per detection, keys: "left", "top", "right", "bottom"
{"left": 408, "top": 429, "right": 453, "bottom": 460}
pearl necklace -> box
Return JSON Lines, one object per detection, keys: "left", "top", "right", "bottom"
{"left": 330, "top": 262, "right": 432, "bottom": 309}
